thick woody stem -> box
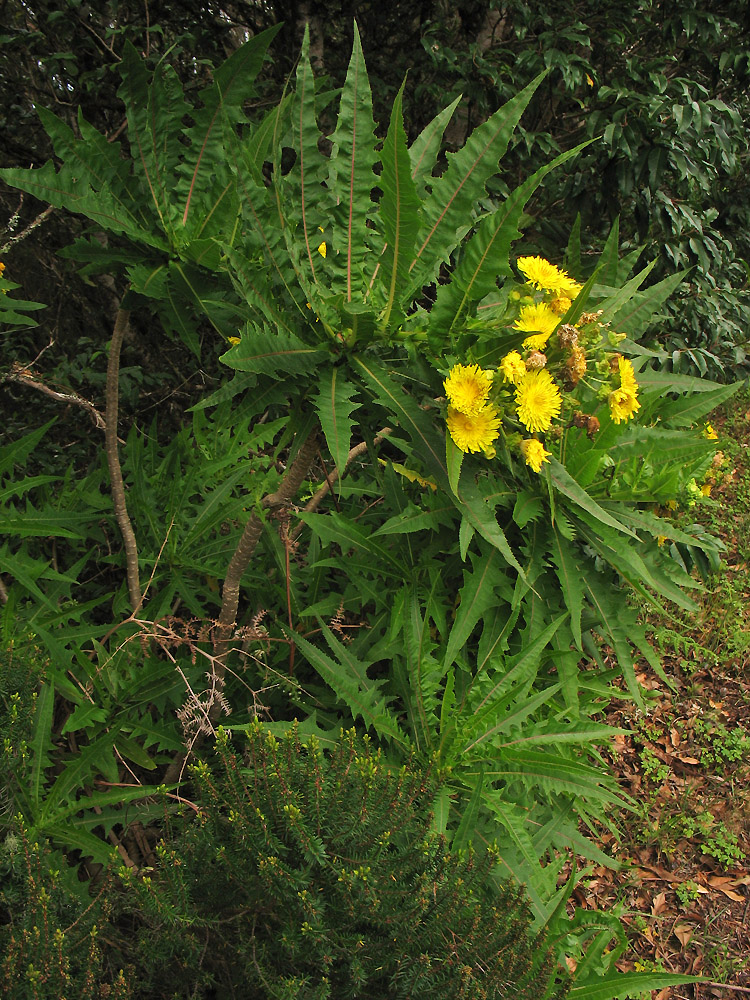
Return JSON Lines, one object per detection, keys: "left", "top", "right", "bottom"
{"left": 213, "top": 427, "right": 320, "bottom": 670}
{"left": 106, "top": 308, "right": 142, "bottom": 611}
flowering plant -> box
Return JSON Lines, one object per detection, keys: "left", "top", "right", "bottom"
{"left": 0, "top": 22, "right": 733, "bottom": 994}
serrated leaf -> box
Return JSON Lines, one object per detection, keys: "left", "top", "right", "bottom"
{"left": 550, "top": 527, "right": 584, "bottom": 650}
{"left": 408, "top": 72, "right": 547, "bottom": 294}
{"left": 444, "top": 548, "right": 510, "bottom": 670}
{"left": 289, "top": 26, "right": 328, "bottom": 285}
{"left": 430, "top": 141, "right": 590, "bottom": 335}
{"left": 177, "top": 25, "right": 281, "bottom": 230}
{"left": 569, "top": 973, "right": 700, "bottom": 1000}
{"left": 378, "top": 81, "right": 421, "bottom": 326}
{"left": 409, "top": 95, "right": 462, "bottom": 197}
{"left": 611, "top": 269, "right": 688, "bottom": 334}
{"left": 286, "top": 621, "right": 409, "bottom": 747}
{"left": 327, "top": 21, "right": 378, "bottom": 302}
{"left": 547, "top": 459, "right": 636, "bottom": 536}
{"left": 221, "top": 326, "right": 327, "bottom": 376}
{"left": 314, "top": 367, "right": 360, "bottom": 477}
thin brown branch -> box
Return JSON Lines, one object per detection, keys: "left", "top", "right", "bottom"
{"left": 291, "top": 428, "right": 391, "bottom": 540}
{"left": 106, "top": 308, "right": 142, "bottom": 611}
{"left": 0, "top": 204, "right": 54, "bottom": 255}
{"left": 4, "top": 365, "right": 109, "bottom": 433}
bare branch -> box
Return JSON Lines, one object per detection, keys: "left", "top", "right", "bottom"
{"left": 4, "top": 364, "right": 109, "bottom": 433}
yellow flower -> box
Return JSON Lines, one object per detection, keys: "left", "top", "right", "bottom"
{"left": 227, "top": 336, "right": 241, "bottom": 346}
{"left": 703, "top": 422, "right": 718, "bottom": 440}
{"left": 443, "top": 363, "right": 494, "bottom": 415}
{"left": 0, "top": 262, "right": 5, "bottom": 274}
{"left": 665, "top": 499, "right": 678, "bottom": 511}
{"left": 608, "top": 386, "right": 640, "bottom": 424}
{"left": 548, "top": 294, "right": 572, "bottom": 315}
{"left": 557, "top": 274, "right": 583, "bottom": 298}
{"left": 317, "top": 242, "right": 327, "bottom": 258}
{"left": 446, "top": 404, "right": 501, "bottom": 455}
{"left": 617, "top": 356, "right": 638, "bottom": 393}
{"left": 514, "top": 302, "right": 559, "bottom": 351}
{"left": 499, "top": 351, "right": 527, "bottom": 386}
{"left": 515, "top": 370, "right": 562, "bottom": 433}
{"left": 520, "top": 438, "right": 551, "bottom": 473}
{"left": 516, "top": 255, "right": 570, "bottom": 293}
{"left": 701, "top": 483, "right": 712, "bottom": 497}
{"left": 657, "top": 535, "right": 667, "bottom": 547}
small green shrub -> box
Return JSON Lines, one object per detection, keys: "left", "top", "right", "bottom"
{"left": 0, "top": 824, "right": 133, "bottom": 999}
{"left": 123, "top": 724, "right": 569, "bottom": 999}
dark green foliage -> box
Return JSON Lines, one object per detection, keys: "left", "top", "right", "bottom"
{"left": 124, "top": 725, "right": 568, "bottom": 999}
{"left": 0, "top": 825, "right": 133, "bottom": 999}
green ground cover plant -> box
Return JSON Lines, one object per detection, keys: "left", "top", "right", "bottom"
{"left": 0, "top": 22, "right": 729, "bottom": 998}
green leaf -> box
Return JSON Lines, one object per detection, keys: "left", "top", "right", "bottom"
{"left": 444, "top": 548, "right": 511, "bottom": 670}
{"left": 314, "top": 368, "right": 361, "bottom": 477}
{"left": 408, "top": 72, "right": 547, "bottom": 294}
{"left": 597, "top": 259, "right": 658, "bottom": 326}
{"left": 549, "top": 527, "right": 585, "bottom": 650}
{"left": 327, "top": 21, "right": 378, "bottom": 302}
{"left": 569, "top": 973, "right": 701, "bottom": 1000}
{"left": 287, "top": 622, "right": 409, "bottom": 747}
{"left": 379, "top": 81, "right": 422, "bottom": 327}
{"left": 289, "top": 26, "right": 328, "bottom": 285}
{"left": 221, "top": 326, "right": 327, "bottom": 376}
{"left": 408, "top": 95, "right": 462, "bottom": 197}
{"left": 430, "top": 141, "right": 591, "bottom": 335}
{"left": 446, "top": 432, "right": 464, "bottom": 496}
{"left": 452, "top": 765, "right": 484, "bottom": 851}
{"left": 30, "top": 681, "right": 55, "bottom": 814}
{"left": 612, "top": 269, "right": 689, "bottom": 334}
{"left": 657, "top": 381, "right": 739, "bottom": 426}
{"left": 547, "top": 459, "right": 637, "bottom": 536}
{"left": 177, "top": 25, "right": 281, "bottom": 229}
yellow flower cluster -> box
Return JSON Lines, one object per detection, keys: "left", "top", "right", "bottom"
{"left": 438, "top": 256, "right": 647, "bottom": 478}
{"left": 444, "top": 364, "right": 499, "bottom": 456}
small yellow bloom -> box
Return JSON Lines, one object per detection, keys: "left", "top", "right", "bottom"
{"left": 520, "top": 438, "right": 551, "bottom": 473}
{"left": 516, "top": 255, "right": 570, "bottom": 293}
{"left": 446, "top": 404, "right": 501, "bottom": 456}
{"left": 227, "top": 336, "right": 241, "bottom": 346}
{"left": 548, "top": 295, "right": 572, "bottom": 315}
{"left": 703, "top": 423, "right": 718, "bottom": 440}
{"left": 0, "top": 262, "right": 5, "bottom": 274}
{"left": 443, "top": 363, "right": 493, "bottom": 416}
{"left": 499, "top": 351, "right": 527, "bottom": 386}
{"left": 317, "top": 242, "right": 327, "bottom": 258}
{"left": 515, "top": 370, "right": 562, "bottom": 433}
{"left": 657, "top": 535, "right": 667, "bottom": 547}
{"left": 701, "top": 483, "right": 712, "bottom": 497}
{"left": 608, "top": 386, "right": 640, "bottom": 424}
{"left": 617, "top": 356, "right": 638, "bottom": 393}
{"left": 514, "top": 302, "right": 559, "bottom": 351}
{"left": 665, "top": 499, "right": 678, "bottom": 511}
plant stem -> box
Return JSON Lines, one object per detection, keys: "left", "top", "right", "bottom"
{"left": 213, "top": 426, "right": 320, "bottom": 679}
{"left": 106, "top": 308, "right": 142, "bottom": 611}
